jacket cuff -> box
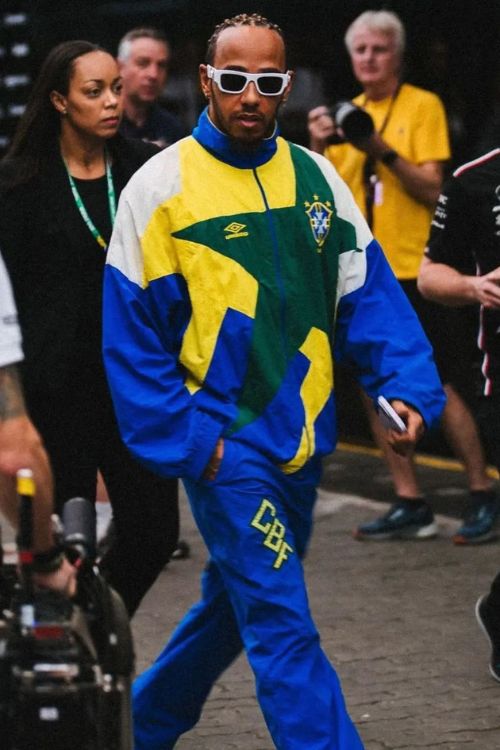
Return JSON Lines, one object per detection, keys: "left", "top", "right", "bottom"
{"left": 184, "top": 411, "right": 226, "bottom": 480}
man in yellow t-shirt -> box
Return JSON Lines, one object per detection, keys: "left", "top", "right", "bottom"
{"left": 308, "top": 9, "right": 497, "bottom": 544}
{"left": 324, "top": 84, "right": 449, "bottom": 278}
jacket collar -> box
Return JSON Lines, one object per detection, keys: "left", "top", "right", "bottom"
{"left": 192, "top": 107, "right": 278, "bottom": 169}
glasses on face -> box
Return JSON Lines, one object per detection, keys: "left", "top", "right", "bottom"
{"left": 206, "top": 65, "right": 290, "bottom": 96}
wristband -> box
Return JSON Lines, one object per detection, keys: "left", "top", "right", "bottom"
{"left": 380, "top": 149, "right": 399, "bottom": 166}
{"left": 32, "top": 544, "right": 65, "bottom": 574}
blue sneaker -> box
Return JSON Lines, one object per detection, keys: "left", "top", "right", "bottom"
{"left": 453, "top": 493, "right": 500, "bottom": 545}
{"left": 353, "top": 500, "right": 437, "bottom": 541}
{"left": 475, "top": 595, "right": 500, "bottom": 682}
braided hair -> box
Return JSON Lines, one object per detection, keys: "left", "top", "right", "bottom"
{"left": 206, "top": 13, "right": 285, "bottom": 64}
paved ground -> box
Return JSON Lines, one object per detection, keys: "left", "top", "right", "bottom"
{"left": 132, "top": 445, "right": 500, "bottom": 750}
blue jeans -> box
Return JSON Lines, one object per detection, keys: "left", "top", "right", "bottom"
{"left": 133, "top": 440, "right": 364, "bottom": 749}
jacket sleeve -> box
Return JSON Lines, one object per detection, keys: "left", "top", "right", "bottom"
{"left": 334, "top": 236, "right": 446, "bottom": 429}
{"left": 312, "top": 150, "right": 446, "bottom": 428}
{"left": 103, "top": 191, "right": 225, "bottom": 480}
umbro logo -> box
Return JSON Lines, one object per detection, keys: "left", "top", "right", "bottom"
{"left": 224, "top": 221, "right": 249, "bottom": 240}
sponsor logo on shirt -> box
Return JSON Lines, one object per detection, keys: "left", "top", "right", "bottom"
{"left": 493, "top": 185, "right": 500, "bottom": 235}
{"left": 432, "top": 193, "right": 448, "bottom": 229}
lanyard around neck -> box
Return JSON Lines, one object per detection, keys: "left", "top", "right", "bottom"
{"left": 361, "top": 85, "right": 401, "bottom": 229}
{"left": 361, "top": 83, "right": 401, "bottom": 137}
{"left": 64, "top": 152, "right": 116, "bottom": 250}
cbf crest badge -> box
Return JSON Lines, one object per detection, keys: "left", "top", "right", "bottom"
{"left": 304, "top": 195, "right": 333, "bottom": 252}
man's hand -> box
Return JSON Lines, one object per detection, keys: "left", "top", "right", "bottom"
{"left": 0, "top": 416, "right": 54, "bottom": 552}
{"left": 34, "top": 557, "right": 77, "bottom": 597}
{"left": 203, "top": 438, "right": 224, "bottom": 481}
{"left": 0, "top": 415, "right": 50, "bottom": 482}
{"left": 308, "top": 107, "right": 443, "bottom": 206}
{"left": 353, "top": 129, "right": 387, "bottom": 157}
{"left": 471, "top": 268, "right": 500, "bottom": 309}
{"left": 308, "top": 104, "right": 372, "bottom": 153}
{"left": 0, "top": 364, "right": 55, "bottom": 553}
{"left": 384, "top": 399, "right": 424, "bottom": 456}
{"left": 419, "top": 257, "right": 500, "bottom": 309}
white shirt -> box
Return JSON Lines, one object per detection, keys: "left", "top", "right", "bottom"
{"left": 0, "top": 252, "right": 23, "bottom": 367}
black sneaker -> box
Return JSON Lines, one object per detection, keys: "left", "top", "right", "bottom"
{"left": 353, "top": 500, "right": 437, "bottom": 541}
{"left": 453, "top": 493, "right": 500, "bottom": 545}
{"left": 475, "top": 595, "right": 500, "bottom": 682}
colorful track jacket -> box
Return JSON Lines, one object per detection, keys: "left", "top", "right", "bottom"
{"left": 103, "top": 109, "right": 445, "bottom": 481}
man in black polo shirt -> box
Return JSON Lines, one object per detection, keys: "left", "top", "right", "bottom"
{"left": 419, "top": 146, "right": 500, "bottom": 682}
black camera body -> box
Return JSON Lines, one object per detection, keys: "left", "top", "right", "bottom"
{"left": 0, "top": 498, "right": 134, "bottom": 750}
{"left": 329, "top": 101, "right": 374, "bottom": 144}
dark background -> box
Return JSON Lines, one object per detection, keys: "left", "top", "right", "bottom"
{"left": 1, "top": 0, "right": 499, "bottom": 454}
{"left": 2, "top": 0, "right": 500, "bottom": 162}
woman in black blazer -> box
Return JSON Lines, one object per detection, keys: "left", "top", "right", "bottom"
{"left": 0, "top": 40, "right": 179, "bottom": 616}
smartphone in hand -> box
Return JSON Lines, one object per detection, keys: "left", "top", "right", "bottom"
{"left": 377, "top": 396, "right": 408, "bottom": 433}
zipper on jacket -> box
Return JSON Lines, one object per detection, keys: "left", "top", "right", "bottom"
{"left": 252, "top": 167, "right": 289, "bottom": 361}
{"left": 252, "top": 167, "right": 312, "bottom": 462}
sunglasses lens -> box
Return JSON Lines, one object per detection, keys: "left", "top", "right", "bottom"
{"left": 219, "top": 72, "right": 247, "bottom": 93}
{"left": 213, "top": 68, "right": 287, "bottom": 96}
{"left": 258, "top": 76, "right": 285, "bottom": 95}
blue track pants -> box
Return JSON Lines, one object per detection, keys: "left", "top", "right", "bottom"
{"left": 133, "top": 441, "right": 364, "bottom": 749}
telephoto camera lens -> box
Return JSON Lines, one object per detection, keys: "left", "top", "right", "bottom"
{"left": 331, "top": 101, "right": 374, "bottom": 143}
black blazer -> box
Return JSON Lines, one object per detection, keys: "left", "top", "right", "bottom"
{"left": 0, "top": 135, "right": 159, "bottom": 394}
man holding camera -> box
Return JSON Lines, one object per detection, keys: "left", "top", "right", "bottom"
{"left": 309, "top": 9, "right": 498, "bottom": 544}
{"left": 308, "top": 10, "right": 448, "bottom": 244}
{"left": 0, "top": 252, "right": 75, "bottom": 593}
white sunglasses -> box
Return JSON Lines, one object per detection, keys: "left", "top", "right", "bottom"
{"left": 206, "top": 65, "right": 291, "bottom": 96}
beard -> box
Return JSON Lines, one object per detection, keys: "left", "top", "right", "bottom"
{"left": 210, "top": 96, "right": 278, "bottom": 151}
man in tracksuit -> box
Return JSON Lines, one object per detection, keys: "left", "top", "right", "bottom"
{"left": 103, "top": 13, "right": 445, "bottom": 750}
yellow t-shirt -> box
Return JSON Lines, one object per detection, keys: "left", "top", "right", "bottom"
{"left": 325, "top": 83, "right": 450, "bottom": 279}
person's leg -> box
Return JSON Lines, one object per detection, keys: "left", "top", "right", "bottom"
{"left": 355, "top": 280, "right": 496, "bottom": 542}
{"left": 351, "top": 279, "right": 437, "bottom": 540}
{"left": 473, "top": 396, "right": 500, "bottom": 679}
{"left": 133, "top": 560, "right": 243, "bottom": 749}
{"left": 359, "top": 279, "right": 425, "bottom": 501}
{"left": 186, "top": 446, "right": 363, "bottom": 749}
{"left": 132, "top": 444, "right": 363, "bottom": 749}
{"left": 442, "top": 384, "right": 492, "bottom": 491}
{"left": 25, "top": 385, "right": 99, "bottom": 512}
{"left": 362, "top": 390, "right": 420, "bottom": 498}
{"left": 475, "top": 593, "right": 500, "bottom": 682}
{"left": 98, "top": 399, "right": 179, "bottom": 616}
{"left": 477, "top": 557, "right": 500, "bottom": 682}
{"left": 29, "top": 372, "right": 178, "bottom": 616}
{"left": 354, "top": 392, "right": 436, "bottom": 540}
{"left": 407, "top": 283, "right": 497, "bottom": 543}
{"left": 441, "top": 383, "right": 499, "bottom": 543}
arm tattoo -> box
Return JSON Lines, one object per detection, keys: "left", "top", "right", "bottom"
{"left": 0, "top": 364, "right": 27, "bottom": 421}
